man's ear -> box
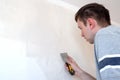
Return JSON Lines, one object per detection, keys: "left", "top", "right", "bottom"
{"left": 87, "top": 18, "right": 96, "bottom": 30}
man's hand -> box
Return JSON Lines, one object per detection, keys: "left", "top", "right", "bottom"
{"left": 66, "top": 55, "right": 83, "bottom": 77}
{"left": 66, "top": 55, "right": 96, "bottom": 80}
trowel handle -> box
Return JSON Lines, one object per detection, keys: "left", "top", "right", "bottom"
{"left": 65, "top": 62, "right": 75, "bottom": 75}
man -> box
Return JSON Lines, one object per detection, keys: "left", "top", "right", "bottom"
{"left": 66, "top": 3, "right": 120, "bottom": 80}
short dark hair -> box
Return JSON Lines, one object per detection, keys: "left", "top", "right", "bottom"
{"left": 75, "top": 3, "right": 111, "bottom": 27}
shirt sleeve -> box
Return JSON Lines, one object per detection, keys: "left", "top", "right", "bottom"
{"left": 95, "top": 33, "right": 120, "bottom": 80}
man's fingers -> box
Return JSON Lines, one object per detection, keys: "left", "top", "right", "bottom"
{"left": 67, "top": 56, "right": 75, "bottom": 63}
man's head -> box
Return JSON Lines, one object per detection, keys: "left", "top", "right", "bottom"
{"left": 75, "top": 3, "right": 111, "bottom": 44}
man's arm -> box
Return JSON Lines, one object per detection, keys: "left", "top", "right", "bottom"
{"left": 66, "top": 56, "right": 96, "bottom": 80}
{"left": 79, "top": 70, "right": 96, "bottom": 80}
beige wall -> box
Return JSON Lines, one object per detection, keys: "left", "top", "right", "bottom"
{"left": 0, "top": 0, "right": 96, "bottom": 80}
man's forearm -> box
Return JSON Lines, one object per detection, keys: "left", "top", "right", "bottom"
{"left": 78, "top": 70, "right": 96, "bottom": 80}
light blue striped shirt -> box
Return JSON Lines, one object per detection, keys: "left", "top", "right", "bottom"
{"left": 94, "top": 25, "right": 120, "bottom": 80}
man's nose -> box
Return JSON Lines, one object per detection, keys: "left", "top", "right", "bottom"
{"left": 81, "top": 32, "right": 84, "bottom": 37}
